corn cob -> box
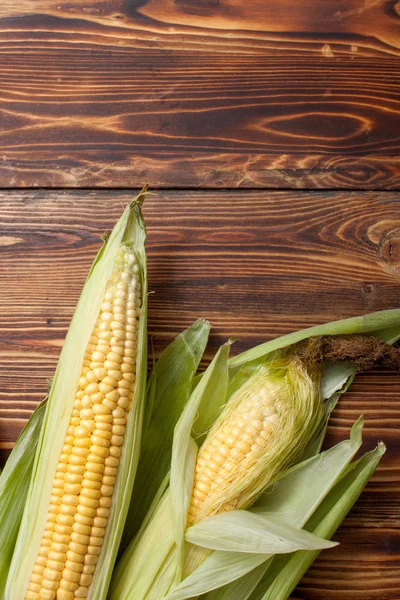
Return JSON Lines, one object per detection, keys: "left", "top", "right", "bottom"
{"left": 187, "top": 333, "right": 400, "bottom": 528}
{"left": 187, "top": 356, "right": 324, "bottom": 526}
{"left": 7, "top": 193, "right": 147, "bottom": 600}
{"left": 26, "top": 248, "right": 140, "bottom": 600}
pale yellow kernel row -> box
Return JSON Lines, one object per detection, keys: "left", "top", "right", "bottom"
{"left": 26, "top": 250, "right": 140, "bottom": 600}
{"left": 188, "top": 403, "right": 279, "bottom": 524}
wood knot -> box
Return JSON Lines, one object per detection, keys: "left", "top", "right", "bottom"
{"left": 321, "top": 44, "right": 334, "bottom": 57}
{"left": 379, "top": 231, "right": 400, "bottom": 272}
{"left": 362, "top": 283, "right": 374, "bottom": 294}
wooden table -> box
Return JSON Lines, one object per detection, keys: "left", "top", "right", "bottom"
{"left": 0, "top": 2, "right": 399, "bottom": 598}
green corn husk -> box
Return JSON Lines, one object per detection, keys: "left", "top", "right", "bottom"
{"left": 165, "top": 417, "right": 364, "bottom": 600}
{"left": 247, "top": 444, "right": 385, "bottom": 600}
{"left": 0, "top": 400, "right": 47, "bottom": 599}
{"left": 111, "top": 308, "right": 400, "bottom": 600}
{"left": 121, "top": 318, "right": 210, "bottom": 553}
{"left": 111, "top": 343, "right": 231, "bottom": 600}
{"left": 6, "top": 190, "right": 148, "bottom": 600}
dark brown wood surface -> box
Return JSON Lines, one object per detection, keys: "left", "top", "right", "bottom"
{"left": 1, "top": 189, "right": 399, "bottom": 599}
{"left": 1, "top": 2, "right": 400, "bottom": 598}
{"left": 1, "top": 0, "right": 400, "bottom": 188}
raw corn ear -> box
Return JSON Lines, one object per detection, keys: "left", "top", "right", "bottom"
{"left": 187, "top": 356, "right": 324, "bottom": 526}
{"left": 162, "top": 418, "right": 365, "bottom": 600}
{"left": 6, "top": 190, "right": 148, "bottom": 600}
{"left": 112, "top": 308, "right": 400, "bottom": 600}
{"left": 111, "top": 349, "right": 327, "bottom": 600}
{"left": 0, "top": 399, "right": 47, "bottom": 599}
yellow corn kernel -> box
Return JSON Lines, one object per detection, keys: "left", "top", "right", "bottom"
{"left": 25, "top": 245, "right": 141, "bottom": 600}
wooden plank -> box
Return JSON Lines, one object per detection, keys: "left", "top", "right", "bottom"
{"left": 0, "top": 190, "right": 400, "bottom": 600}
{"left": 0, "top": 189, "right": 399, "bottom": 599}
{"left": 0, "top": 1, "right": 400, "bottom": 188}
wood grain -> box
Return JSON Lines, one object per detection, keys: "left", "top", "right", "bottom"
{"left": 0, "top": 189, "right": 399, "bottom": 599}
{"left": 1, "top": 1, "right": 400, "bottom": 188}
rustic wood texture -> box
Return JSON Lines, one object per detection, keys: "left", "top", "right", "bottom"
{"left": 1, "top": 3, "right": 400, "bottom": 597}
{"left": 1, "top": 1, "right": 400, "bottom": 188}
{"left": 0, "top": 189, "right": 399, "bottom": 599}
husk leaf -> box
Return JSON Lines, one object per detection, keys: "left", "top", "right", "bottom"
{"left": 185, "top": 510, "right": 337, "bottom": 554}
{"left": 171, "top": 343, "right": 230, "bottom": 581}
{"left": 0, "top": 399, "right": 46, "bottom": 599}
{"left": 164, "top": 418, "right": 363, "bottom": 600}
{"left": 110, "top": 491, "right": 175, "bottom": 600}
{"left": 250, "top": 444, "right": 385, "bottom": 600}
{"left": 121, "top": 319, "right": 210, "bottom": 552}
{"left": 165, "top": 552, "right": 272, "bottom": 600}
{"left": 111, "top": 343, "right": 231, "bottom": 600}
